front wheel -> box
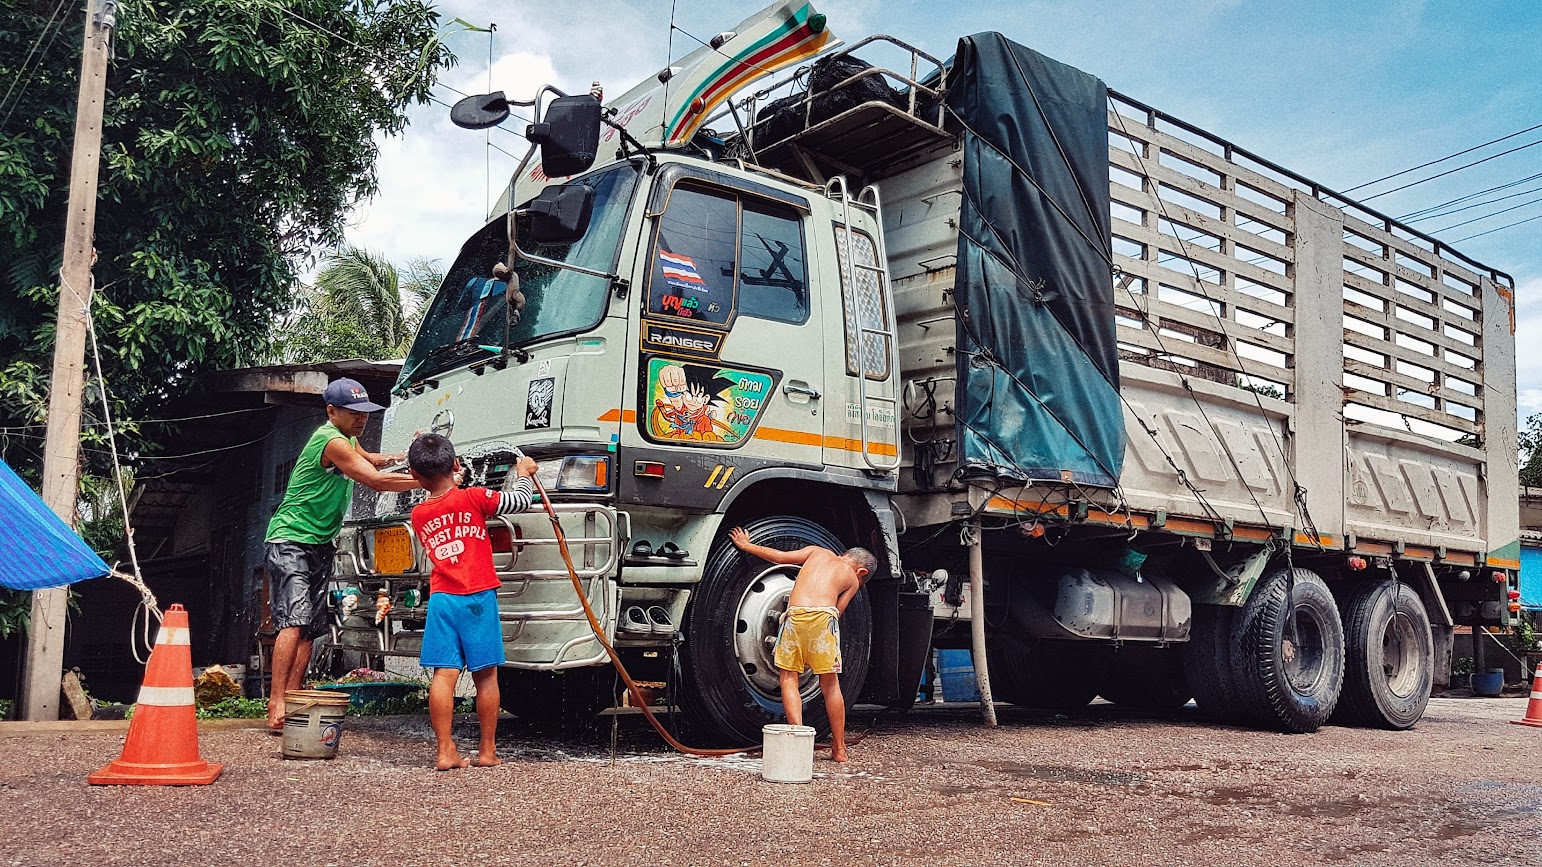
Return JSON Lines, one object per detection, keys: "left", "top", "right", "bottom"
{"left": 679, "top": 516, "right": 871, "bottom": 746}
{"left": 1332, "top": 580, "right": 1433, "bottom": 729}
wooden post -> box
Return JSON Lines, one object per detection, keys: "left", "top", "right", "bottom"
{"left": 19, "top": 0, "right": 116, "bottom": 721}
{"left": 968, "top": 518, "right": 997, "bottom": 726}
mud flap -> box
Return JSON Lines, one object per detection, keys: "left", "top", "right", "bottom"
{"left": 859, "top": 585, "right": 934, "bottom": 709}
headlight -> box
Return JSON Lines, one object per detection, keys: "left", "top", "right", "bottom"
{"left": 517, "top": 455, "right": 610, "bottom": 493}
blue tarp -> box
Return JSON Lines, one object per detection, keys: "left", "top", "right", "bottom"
{"left": 946, "top": 34, "right": 1125, "bottom": 488}
{"left": 0, "top": 458, "right": 109, "bottom": 590}
{"left": 1521, "top": 543, "right": 1542, "bottom": 610}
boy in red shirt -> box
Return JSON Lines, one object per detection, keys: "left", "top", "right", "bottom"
{"left": 408, "top": 433, "right": 536, "bottom": 770}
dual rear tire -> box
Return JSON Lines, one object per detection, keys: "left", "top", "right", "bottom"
{"left": 1186, "top": 568, "right": 1434, "bottom": 732}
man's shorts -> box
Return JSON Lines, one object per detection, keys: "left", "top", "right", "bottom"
{"left": 266, "top": 540, "right": 335, "bottom": 641}
{"left": 420, "top": 588, "right": 506, "bottom": 672}
{"left": 773, "top": 606, "right": 842, "bottom": 675}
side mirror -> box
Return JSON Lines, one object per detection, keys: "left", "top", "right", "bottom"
{"left": 527, "top": 184, "right": 595, "bottom": 246}
{"left": 527, "top": 95, "right": 601, "bottom": 178}
{"left": 449, "top": 91, "right": 510, "bottom": 129}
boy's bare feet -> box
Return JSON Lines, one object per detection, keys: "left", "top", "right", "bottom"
{"left": 435, "top": 750, "right": 471, "bottom": 771}
{"left": 473, "top": 753, "right": 502, "bottom": 768}
{"left": 267, "top": 700, "right": 285, "bottom": 731}
{"left": 831, "top": 747, "right": 849, "bottom": 763}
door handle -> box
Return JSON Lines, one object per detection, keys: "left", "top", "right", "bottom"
{"left": 783, "top": 383, "right": 821, "bottom": 400}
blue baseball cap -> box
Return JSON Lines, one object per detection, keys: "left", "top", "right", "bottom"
{"left": 323, "top": 378, "right": 385, "bottom": 412}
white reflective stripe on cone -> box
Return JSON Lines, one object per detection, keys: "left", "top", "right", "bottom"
{"left": 1532, "top": 691, "right": 1542, "bottom": 701}
{"left": 155, "top": 627, "right": 191, "bottom": 646}
{"left": 136, "top": 686, "right": 195, "bottom": 706}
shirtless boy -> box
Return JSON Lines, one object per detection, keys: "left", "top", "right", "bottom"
{"left": 728, "top": 527, "right": 876, "bottom": 762}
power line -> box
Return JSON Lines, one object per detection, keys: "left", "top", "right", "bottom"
{"left": 1344, "top": 120, "right": 1542, "bottom": 193}
{"left": 0, "top": 0, "right": 72, "bottom": 134}
{"left": 1432, "top": 193, "right": 1542, "bottom": 234}
{"left": 1398, "top": 171, "right": 1542, "bottom": 220}
{"left": 1360, "top": 137, "right": 1542, "bottom": 202}
{"left": 1404, "top": 181, "right": 1542, "bottom": 224}
{"left": 1453, "top": 210, "right": 1542, "bottom": 243}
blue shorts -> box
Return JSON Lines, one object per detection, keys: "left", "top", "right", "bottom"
{"left": 420, "top": 588, "right": 506, "bottom": 672}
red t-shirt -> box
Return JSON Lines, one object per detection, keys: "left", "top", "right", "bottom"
{"left": 410, "top": 487, "right": 505, "bottom": 596}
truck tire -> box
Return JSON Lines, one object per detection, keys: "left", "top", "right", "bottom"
{"left": 1100, "top": 646, "right": 1192, "bottom": 710}
{"left": 1332, "top": 580, "right": 1433, "bottom": 729}
{"left": 986, "top": 637, "right": 1099, "bottom": 710}
{"left": 680, "top": 516, "right": 872, "bottom": 745}
{"left": 1231, "top": 567, "right": 1344, "bottom": 733}
{"left": 1185, "top": 604, "right": 1240, "bottom": 721}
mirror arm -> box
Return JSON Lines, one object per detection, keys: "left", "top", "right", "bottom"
{"left": 603, "top": 112, "right": 656, "bottom": 172}
{"left": 509, "top": 225, "right": 618, "bottom": 282}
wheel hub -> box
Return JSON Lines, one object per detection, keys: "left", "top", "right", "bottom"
{"left": 1381, "top": 610, "right": 1421, "bottom": 698}
{"left": 1283, "top": 603, "right": 1327, "bottom": 694}
{"left": 731, "top": 566, "right": 817, "bottom": 703}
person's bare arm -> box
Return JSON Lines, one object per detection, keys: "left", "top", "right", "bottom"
{"left": 324, "top": 438, "right": 419, "bottom": 492}
{"left": 727, "top": 527, "right": 816, "bottom": 565}
{"left": 355, "top": 441, "right": 405, "bottom": 469}
{"left": 834, "top": 580, "right": 861, "bottom": 615}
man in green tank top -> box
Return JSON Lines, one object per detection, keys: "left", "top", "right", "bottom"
{"left": 264, "top": 378, "right": 419, "bottom": 730}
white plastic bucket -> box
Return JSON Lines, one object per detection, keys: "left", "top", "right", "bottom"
{"left": 281, "top": 689, "right": 350, "bottom": 759}
{"left": 761, "top": 723, "right": 816, "bottom": 783}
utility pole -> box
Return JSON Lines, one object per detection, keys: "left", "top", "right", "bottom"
{"left": 20, "top": 0, "right": 117, "bottom": 721}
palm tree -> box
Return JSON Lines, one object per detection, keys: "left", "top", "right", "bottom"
{"left": 278, "top": 247, "right": 442, "bottom": 363}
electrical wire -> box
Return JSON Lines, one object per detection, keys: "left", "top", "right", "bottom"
{"left": 1453, "top": 211, "right": 1542, "bottom": 243}
{"left": 0, "top": 0, "right": 71, "bottom": 134}
{"left": 1343, "top": 120, "right": 1542, "bottom": 194}
{"left": 1402, "top": 178, "right": 1542, "bottom": 223}
{"left": 1359, "top": 137, "right": 1542, "bottom": 202}
{"left": 1398, "top": 171, "right": 1542, "bottom": 220}
{"left": 1431, "top": 193, "right": 1542, "bottom": 234}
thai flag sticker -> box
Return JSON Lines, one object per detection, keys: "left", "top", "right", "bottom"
{"left": 660, "top": 251, "right": 707, "bottom": 289}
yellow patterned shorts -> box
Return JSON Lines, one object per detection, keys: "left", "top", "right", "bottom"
{"left": 773, "top": 606, "right": 842, "bottom": 674}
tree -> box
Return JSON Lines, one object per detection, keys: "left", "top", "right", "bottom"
{"left": 276, "top": 246, "right": 442, "bottom": 362}
{"left": 1521, "top": 413, "right": 1542, "bottom": 489}
{"left": 0, "top": 0, "right": 456, "bottom": 479}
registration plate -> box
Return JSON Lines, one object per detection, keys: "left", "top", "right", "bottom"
{"left": 373, "top": 526, "right": 414, "bottom": 575}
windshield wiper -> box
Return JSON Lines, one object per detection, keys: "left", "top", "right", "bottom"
{"left": 400, "top": 340, "right": 503, "bottom": 387}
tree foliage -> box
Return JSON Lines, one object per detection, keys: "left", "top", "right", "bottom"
{"left": 1520, "top": 413, "right": 1542, "bottom": 489}
{"left": 0, "top": 0, "right": 455, "bottom": 480}
{"left": 276, "top": 246, "right": 442, "bottom": 363}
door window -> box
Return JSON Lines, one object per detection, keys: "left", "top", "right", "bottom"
{"left": 648, "top": 186, "right": 736, "bottom": 326}
{"left": 738, "top": 204, "right": 808, "bottom": 324}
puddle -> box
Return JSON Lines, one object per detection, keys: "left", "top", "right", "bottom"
{"left": 975, "top": 761, "right": 1143, "bottom": 787}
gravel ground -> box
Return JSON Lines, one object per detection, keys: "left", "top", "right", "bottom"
{"left": 1, "top": 696, "right": 1538, "bottom": 866}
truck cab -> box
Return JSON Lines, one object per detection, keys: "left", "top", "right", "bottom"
{"left": 334, "top": 149, "right": 904, "bottom": 741}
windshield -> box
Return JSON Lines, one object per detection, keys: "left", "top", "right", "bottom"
{"left": 398, "top": 164, "right": 639, "bottom": 386}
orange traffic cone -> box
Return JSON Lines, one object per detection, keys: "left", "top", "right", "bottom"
{"left": 1511, "top": 664, "right": 1542, "bottom": 728}
{"left": 88, "top": 605, "right": 223, "bottom": 785}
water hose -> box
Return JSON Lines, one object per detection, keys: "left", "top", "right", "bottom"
{"left": 525, "top": 472, "right": 755, "bottom": 757}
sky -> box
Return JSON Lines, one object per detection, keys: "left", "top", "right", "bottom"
{"left": 342, "top": 0, "right": 1542, "bottom": 415}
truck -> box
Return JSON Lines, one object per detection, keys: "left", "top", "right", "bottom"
{"left": 329, "top": 0, "right": 1520, "bottom": 741}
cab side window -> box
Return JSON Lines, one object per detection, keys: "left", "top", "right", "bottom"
{"left": 648, "top": 186, "right": 736, "bottom": 326}
{"left": 737, "top": 204, "right": 808, "bottom": 325}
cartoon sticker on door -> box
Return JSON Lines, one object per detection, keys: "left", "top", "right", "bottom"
{"left": 643, "top": 357, "right": 776, "bottom": 446}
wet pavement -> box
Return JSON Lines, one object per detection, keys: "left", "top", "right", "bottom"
{"left": 0, "top": 696, "right": 1537, "bottom": 865}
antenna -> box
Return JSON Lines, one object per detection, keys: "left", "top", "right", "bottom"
{"left": 662, "top": 0, "right": 677, "bottom": 137}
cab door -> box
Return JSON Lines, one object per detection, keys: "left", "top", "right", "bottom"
{"left": 620, "top": 175, "right": 824, "bottom": 503}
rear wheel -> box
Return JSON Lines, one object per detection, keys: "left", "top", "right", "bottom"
{"left": 1332, "top": 580, "right": 1433, "bottom": 729}
{"left": 680, "top": 516, "right": 872, "bottom": 745}
{"left": 986, "top": 637, "right": 1100, "bottom": 710}
{"left": 1185, "top": 604, "right": 1240, "bottom": 721}
{"left": 1231, "top": 567, "right": 1345, "bottom": 733}
{"left": 1100, "top": 646, "right": 1192, "bottom": 710}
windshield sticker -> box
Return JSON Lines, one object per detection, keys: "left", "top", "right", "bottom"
{"left": 656, "top": 250, "right": 723, "bottom": 321}
{"left": 457, "top": 274, "right": 508, "bottom": 341}
{"left": 644, "top": 358, "right": 777, "bottom": 447}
